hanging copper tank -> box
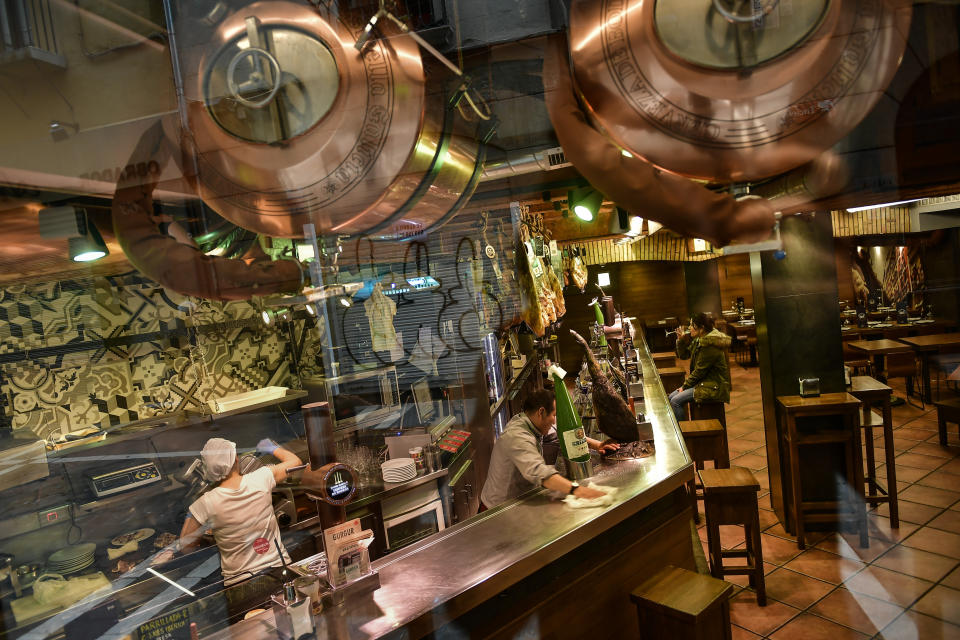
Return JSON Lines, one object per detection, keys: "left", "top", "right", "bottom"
{"left": 167, "top": 1, "right": 483, "bottom": 240}
{"left": 568, "top": 0, "right": 912, "bottom": 183}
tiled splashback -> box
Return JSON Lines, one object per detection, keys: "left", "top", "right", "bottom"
{"left": 0, "top": 273, "right": 296, "bottom": 440}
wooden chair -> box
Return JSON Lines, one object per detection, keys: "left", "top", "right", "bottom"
{"left": 699, "top": 467, "right": 766, "bottom": 606}
{"left": 630, "top": 565, "right": 733, "bottom": 640}
{"left": 935, "top": 398, "right": 960, "bottom": 446}
{"left": 881, "top": 349, "right": 923, "bottom": 408}
{"left": 679, "top": 419, "right": 730, "bottom": 522}
{"left": 842, "top": 333, "right": 871, "bottom": 375}
{"left": 690, "top": 401, "right": 727, "bottom": 428}
{"left": 659, "top": 367, "right": 686, "bottom": 393}
{"left": 652, "top": 352, "right": 677, "bottom": 369}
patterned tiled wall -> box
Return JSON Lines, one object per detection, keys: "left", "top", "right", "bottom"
{"left": 0, "top": 273, "right": 296, "bottom": 440}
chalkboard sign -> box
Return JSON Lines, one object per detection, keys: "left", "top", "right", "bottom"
{"left": 137, "top": 608, "right": 192, "bottom": 640}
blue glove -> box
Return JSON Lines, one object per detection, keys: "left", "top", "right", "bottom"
{"left": 257, "top": 439, "right": 279, "bottom": 456}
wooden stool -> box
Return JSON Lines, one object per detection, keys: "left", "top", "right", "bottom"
{"left": 690, "top": 401, "right": 727, "bottom": 428}
{"left": 653, "top": 352, "right": 677, "bottom": 369}
{"left": 777, "top": 393, "right": 868, "bottom": 550}
{"left": 680, "top": 419, "right": 730, "bottom": 522}
{"left": 630, "top": 565, "right": 733, "bottom": 640}
{"left": 935, "top": 398, "right": 960, "bottom": 446}
{"left": 848, "top": 376, "right": 899, "bottom": 528}
{"left": 659, "top": 367, "right": 686, "bottom": 392}
{"left": 699, "top": 467, "right": 766, "bottom": 606}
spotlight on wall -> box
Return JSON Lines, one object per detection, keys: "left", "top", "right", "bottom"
{"left": 49, "top": 121, "right": 80, "bottom": 142}
{"left": 568, "top": 187, "right": 602, "bottom": 222}
{"left": 69, "top": 224, "right": 109, "bottom": 262}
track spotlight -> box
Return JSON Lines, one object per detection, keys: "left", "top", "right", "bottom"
{"left": 568, "top": 187, "right": 602, "bottom": 222}
{"left": 69, "top": 223, "right": 109, "bottom": 262}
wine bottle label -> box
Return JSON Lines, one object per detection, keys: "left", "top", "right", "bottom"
{"left": 562, "top": 428, "right": 589, "bottom": 460}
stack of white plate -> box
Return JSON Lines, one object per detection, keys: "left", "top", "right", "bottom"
{"left": 47, "top": 543, "right": 96, "bottom": 575}
{"left": 382, "top": 458, "right": 416, "bottom": 483}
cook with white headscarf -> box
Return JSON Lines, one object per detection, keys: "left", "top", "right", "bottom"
{"left": 166, "top": 437, "right": 302, "bottom": 585}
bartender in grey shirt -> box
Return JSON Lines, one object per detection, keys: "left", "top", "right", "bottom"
{"left": 480, "top": 389, "right": 618, "bottom": 509}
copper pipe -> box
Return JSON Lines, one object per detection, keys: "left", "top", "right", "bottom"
{"left": 112, "top": 122, "right": 303, "bottom": 300}
{"left": 543, "top": 35, "right": 776, "bottom": 247}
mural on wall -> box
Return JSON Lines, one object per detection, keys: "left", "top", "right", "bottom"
{"left": 850, "top": 244, "right": 926, "bottom": 310}
{"left": 0, "top": 273, "right": 296, "bottom": 440}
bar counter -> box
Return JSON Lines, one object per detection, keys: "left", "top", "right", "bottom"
{"left": 210, "top": 338, "right": 697, "bottom": 639}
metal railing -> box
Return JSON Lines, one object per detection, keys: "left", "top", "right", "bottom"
{"left": 0, "top": 0, "right": 59, "bottom": 57}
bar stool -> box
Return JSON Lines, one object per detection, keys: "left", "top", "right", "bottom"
{"left": 848, "top": 376, "right": 899, "bottom": 528}
{"left": 699, "top": 467, "right": 766, "bottom": 606}
{"left": 652, "top": 352, "right": 677, "bottom": 369}
{"left": 679, "top": 419, "right": 729, "bottom": 522}
{"left": 935, "top": 397, "right": 960, "bottom": 446}
{"left": 777, "top": 393, "right": 868, "bottom": 550}
{"left": 690, "top": 401, "right": 727, "bottom": 428}
{"left": 659, "top": 367, "right": 686, "bottom": 393}
{"left": 630, "top": 565, "right": 733, "bottom": 640}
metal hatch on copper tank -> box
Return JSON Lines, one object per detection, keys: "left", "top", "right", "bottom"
{"left": 167, "top": 1, "right": 483, "bottom": 240}
{"left": 568, "top": 0, "right": 912, "bottom": 183}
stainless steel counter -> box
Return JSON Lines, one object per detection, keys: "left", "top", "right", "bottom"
{"left": 212, "top": 337, "right": 694, "bottom": 639}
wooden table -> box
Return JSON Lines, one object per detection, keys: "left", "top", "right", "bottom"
{"left": 899, "top": 333, "right": 960, "bottom": 402}
{"left": 847, "top": 339, "right": 910, "bottom": 383}
{"left": 847, "top": 376, "right": 898, "bottom": 527}
{"left": 777, "top": 393, "right": 867, "bottom": 549}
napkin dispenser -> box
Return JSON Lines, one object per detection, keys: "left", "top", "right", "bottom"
{"left": 799, "top": 377, "right": 821, "bottom": 397}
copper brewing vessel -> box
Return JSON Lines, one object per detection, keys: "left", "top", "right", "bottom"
{"left": 169, "top": 1, "right": 481, "bottom": 239}
{"left": 569, "top": 0, "right": 912, "bottom": 182}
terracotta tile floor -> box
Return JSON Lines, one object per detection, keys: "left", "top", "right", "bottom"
{"left": 694, "top": 364, "right": 960, "bottom": 639}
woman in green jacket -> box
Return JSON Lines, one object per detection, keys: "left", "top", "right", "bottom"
{"left": 669, "top": 312, "right": 732, "bottom": 421}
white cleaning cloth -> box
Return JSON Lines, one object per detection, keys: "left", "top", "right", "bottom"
{"left": 563, "top": 484, "right": 617, "bottom": 508}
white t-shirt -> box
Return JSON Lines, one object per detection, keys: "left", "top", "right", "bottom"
{"left": 188, "top": 466, "right": 290, "bottom": 585}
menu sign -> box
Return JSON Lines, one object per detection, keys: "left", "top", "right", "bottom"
{"left": 138, "top": 609, "right": 192, "bottom": 640}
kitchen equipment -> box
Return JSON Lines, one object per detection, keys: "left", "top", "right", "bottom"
{"left": 303, "top": 367, "right": 400, "bottom": 433}
{"left": 86, "top": 462, "right": 162, "bottom": 498}
{"left": 381, "top": 483, "right": 445, "bottom": 553}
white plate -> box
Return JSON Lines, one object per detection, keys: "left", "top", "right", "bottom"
{"left": 111, "top": 528, "right": 155, "bottom": 547}
{"left": 48, "top": 543, "right": 96, "bottom": 564}
{"left": 382, "top": 458, "right": 416, "bottom": 470}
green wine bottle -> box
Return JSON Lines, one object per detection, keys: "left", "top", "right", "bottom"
{"left": 591, "top": 301, "right": 608, "bottom": 347}
{"left": 550, "top": 365, "right": 590, "bottom": 463}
